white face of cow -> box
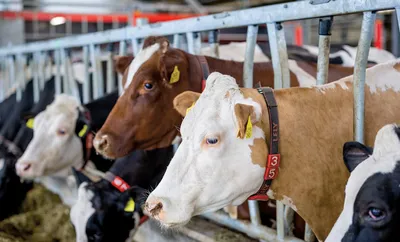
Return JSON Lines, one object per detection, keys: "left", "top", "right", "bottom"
{"left": 145, "top": 72, "right": 267, "bottom": 227}
{"left": 326, "top": 124, "right": 400, "bottom": 242}
{"left": 16, "top": 95, "right": 83, "bottom": 179}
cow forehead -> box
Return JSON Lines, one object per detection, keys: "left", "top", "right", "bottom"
{"left": 123, "top": 43, "right": 160, "bottom": 91}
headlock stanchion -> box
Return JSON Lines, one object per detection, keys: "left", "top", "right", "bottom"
{"left": 0, "top": 1, "right": 399, "bottom": 241}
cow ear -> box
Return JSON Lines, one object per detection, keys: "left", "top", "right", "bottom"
{"left": 72, "top": 167, "right": 92, "bottom": 186}
{"left": 343, "top": 142, "right": 373, "bottom": 172}
{"left": 234, "top": 103, "right": 260, "bottom": 139}
{"left": 158, "top": 48, "right": 186, "bottom": 86}
{"left": 122, "top": 186, "right": 147, "bottom": 213}
{"left": 173, "top": 91, "right": 201, "bottom": 117}
{"left": 114, "top": 55, "right": 133, "bottom": 76}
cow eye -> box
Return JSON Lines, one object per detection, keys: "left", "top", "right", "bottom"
{"left": 144, "top": 83, "right": 153, "bottom": 90}
{"left": 367, "top": 207, "right": 385, "bottom": 221}
{"left": 57, "top": 129, "right": 66, "bottom": 136}
{"left": 206, "top": 137, "right": 218, "bottom": 145}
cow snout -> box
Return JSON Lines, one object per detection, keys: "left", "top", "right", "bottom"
{"left": 145, "top": 198, "right": 164, "bottom": 218}
{"left": 93, "top": 134, "right": 109, "bottom": 153}
{"left": 15, "top": 162, "right": 32, "bottom": 176}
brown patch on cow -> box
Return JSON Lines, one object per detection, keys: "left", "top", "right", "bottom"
{"left": 250, "top": 138, "right": 267, "bottom": 168}
{"left": 173, "top": 91, "right": 201, "bottom": 117}
{"left": 394, "top": 62, "right": 400, "bottom": 72}
{"left": 224, "top": 91, "right": 230, "bottom": 99}
{"left": 234, "top": 104, "right": 254, "bottom": 139}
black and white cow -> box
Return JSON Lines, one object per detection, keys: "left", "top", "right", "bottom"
{"left": 0, "top": 92, "right": 17, "bottom": 130}
{"left": 15, "top": 91, "right": 118, "bottom": 206}
{"left": 327, "top": 124, "right": 400, "bottom": 242}
{"left": 71, "top": 146, "right": 174, "bottom": 242}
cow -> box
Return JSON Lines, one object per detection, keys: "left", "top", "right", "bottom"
{"left": 0, "top": 92, "right": 17, "bottom": 130}
{"left": 70, "top": 146, "right": 174, "bottom": 242}
{"left": 15, "top": 91, "right": 118, "bottom": 206}
{"left": 145, "top": 59, "right": 400, "bottom": 241}
{"left": 326, "top": 124, "right": 400, "bottom": 242}
{"left": 93, "top": 35, "right": 354, "bottom": 159}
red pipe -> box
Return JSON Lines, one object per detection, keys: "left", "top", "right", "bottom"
{"left": 374, "top": 19, "right": 383, "bottom": 49}
{"left": 294, "top": 24, "right": 303, "bottom": 46}
{"left": 0, "top": 10, "right": 200, "bottom": 24}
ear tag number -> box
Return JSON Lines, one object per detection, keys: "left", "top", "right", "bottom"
{"left": 124, "top": 198, "right": 135, "bottom": 212}
{"left": 245, "top": 116, "right": 252, "bottom": 139}
{"left": 26, "top": 118, "right": 34, "bottom": 129}
{"left": 169, "top": 66, "right": 180, "bottom": 84}
{"left": 186, "top": 103, "right": 195, "bottom": 115}
{"left": 79, "top": 125, "right": 88, "bottom": 137}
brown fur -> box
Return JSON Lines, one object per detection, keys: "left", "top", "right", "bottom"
{"left": 238, "top": 77, "right": 400, "bottom": 240}
{"left": 394, "top": 62, "right": 400, "bottom": 72}
{"left": 96, "top": 36, "right": 355, "bottom": 159}
{"left": 234, "top": 104, "right": 254, "bottom": 139}
{"left": 250, "top": 138, "right": 268, "bottom": 168}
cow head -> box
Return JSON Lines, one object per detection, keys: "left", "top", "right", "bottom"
{"left": 70, "top": 170, "right": 145, "bottom": 242}
{"left": 15, "top": 95, "right": 87, "bottom": 178}
{"left": 94, "top": 36, "right": 196, "bottom": 159}
{"left": 326, "top": 124, "right": 400, "bottom": 242}
{"left": 145, "top": 72, "right": 267, "bottom": 227}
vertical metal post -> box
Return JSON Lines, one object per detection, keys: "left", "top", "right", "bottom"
{"left": 208, "top": 30, "right": 219, "bottom": 58}
{"left": 16, "top": 55, "right": 25, "bottom": 101}
{"left": 60, "top": 49, "right": 70, "bottom": 95}
{"left": 132, "top": 39, "right": 140, "bottom": 56}
{"left": 66, "top": 51, "right": 81, "bottom": 102}
{"left": 33, "top": 53, "right": 40, "bottom": 102}
{"left": 173, "top": 34, "right": 182, "bottom": 49}
{"left": 82, "top": 46, "right": 90, "bottom": 103}
{"left": 186, "top": 32, "right": 195, "bottom": 54}
{"left": 106, "top": 44, "right": 115, "bottom": 93}
{"left": 7, "top": 57, "right": 16, "bottom": 100}
{"left": 304, "top": 223, "right": 316, "bottom": 242}
{"left": 38, "top": 52, "right": 45, "bottom": 90}
{"left": 118, "top": 41, "right": 127, "bottom": 95}
{"left": 54, "top": 49, "right": 62, "bottom": 94}
{"left": 267, "top": 22, "right": 290, "bottom": 89}
{"left": 89, "top": 44, "right": 99, "bottom": 99}
{"left": 0, "top": 58, "right": 4, "bottom": 101}
{"left": 316, "top": 17, "right": 333, "bottom": 85}
{"left": 82, "top": 16, "right": 89, "bottom": 34}
{"left": 96, "top": 46, "right": 105, "bottom": 98}
{"left": 243, "top": 25, "right": 258, "bottom": 88}
{"left": 392, "top": 8, "right": 400, "bottom": 57}
{"left": 193, "top": 32, "right": 202, "bottom": 55}
{"left": 354, "top": 11, "right": 376, "bottom": 144}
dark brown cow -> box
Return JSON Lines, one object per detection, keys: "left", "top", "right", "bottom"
{"left": 94, "top": 36, "right": 353, "bottom": 159}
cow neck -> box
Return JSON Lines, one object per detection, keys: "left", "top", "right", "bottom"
{"left": 186, "top": 54, "right": 208, "bottom": 92}
{"left": 248, "top": 87, "right": 280, "bottom": 201}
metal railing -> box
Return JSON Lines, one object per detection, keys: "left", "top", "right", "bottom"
{"left": 0, "top": 0, "right": 399, "bottom": 241}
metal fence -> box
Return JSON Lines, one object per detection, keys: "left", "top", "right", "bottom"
{"left": 0, "top": 0, "right": 399, "bottom": 241}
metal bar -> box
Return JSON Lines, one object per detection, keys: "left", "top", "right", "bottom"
{"left": 392, "top": 10, "right": 400, "bottom": 57}
{"left": 106, "top": 51, "right": 115, "bottom": 93}
{"left": 208, "top": 30, "right": 219, "bottom": 58}
{"left": 1, "top": 0, "right": 398, "bottom": 56}
{"left": 186, "top": 32, "right": 195, "bottom": 54}
{"left": 15, "top": 55, "right": 24, "bottom": 101}
{"left": 276, "top": 201, "right": 285, "bottom": 239}
{"left": 37, "top": 52, "right": 45, "bottom": 90}
{"left": 243, "top": 25, "right": 258, "bottom": 89}
{"left": 193, "top": 32, "right": 202, "bottom": 55}
{"left": 304, "top": 223, "right": 316, "bottom": 242}
{"left": 32, "top": 53, "right": 40, "bottom": 102}
{"left": 96, "top": 46, "right": 105, "bottom": 97}
{"left": 118, "top": 41, "right": 127, "bottom": 95}
{"left": 54, "top": 49, "right": 62, "bottom": 95}
{"left": 0, "top": 58, "right": 4, "bottom": 101}
{"left": 66, "top": 51, "right": 82, "bottom": 103}
{"left": 201, "top": 212, "right": 304, "bottom": 242}
{"left": 173, "top": 34, "right": 182, "bottom": 49}
{"left": 7, "top": 57, "right": 16, "bottom": 101}
{"left": 82, "top": 46, "right": 90, "bottom": 103}
{"left": 132, "top": 39, "right": 140, "bottom": 55}
{"left": 267, "top": 22, "right": 290, "bottom": 89}
{"left": 60, "top": 49, "right": 70, "bottom": 95}
{"left": 89, "top": 44, "right": 99, "bottom": 99}
{"left": 353, "top": 11, "right": 376, "bottom": 143}
{"left": 316, "top": 17, "right": 333, "bottom": 85}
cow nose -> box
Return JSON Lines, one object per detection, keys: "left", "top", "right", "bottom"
{"left": 145, "top": 199, "right": 164, "bottom": 217}
{"left": 93, "top": 134, "right": 109, "bottom": 152}
{"left": 16, "top": 162, "right": 32, "bottom": 175}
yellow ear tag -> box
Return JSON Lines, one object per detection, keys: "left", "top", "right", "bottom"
{"left": 245, "top": 116, "right": 252, "bottom": 139}
{"left": 124, "top": 198, "right": 135, "bottom": 212}
{"left": 186, "top": 103, "right": 195, "bottom": 115}
{"left": 169, "top": 66, "right": 180, "bottom": 84}
{"left": 78, "top": 125, "right": 88, "bottom": 137}
{"left": 26, "top": 118, "right": 34, "bottom": 129}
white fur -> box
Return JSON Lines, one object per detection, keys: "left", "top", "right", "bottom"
{"left": 200, "top": 42, "right": 270, "bottom": 62}
{"left": 124, "top": 43, "right": 160, "bottom": 91}
{"left": 288, "top": 60, "right": 316, "bottom": 87}
{"left": 147, "top": 72, "right": 267, "bottom": 226}
{"left": 15, "top": 94, "right": 85, "bottom": 206}
{"left": 326, "top": 124, "right": 400, "bottom": 241}
{"left": 71, "top": 182, "right": 95, "bottom": 242}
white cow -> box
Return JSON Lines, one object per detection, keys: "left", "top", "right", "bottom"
{"left": 327, "top": 124, "right": 400, "bottom": 242}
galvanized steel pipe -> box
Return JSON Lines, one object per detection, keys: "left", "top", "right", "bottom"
{"left": 118, "top": 40, "right": 127, "bottom": 95}
{"left": 82, "top": 46, "right": 90, "bottom": 103}
{"left": 32, "top": 53, "right": 40, "bottom": 103}
{"left": 186, "top": 32, "right": 195, "bottom": 54}
{"left": 353, "top": 11, "right": 376, "bottom": 143}
{"left": 243, "top": 25, "right": 258, "bottom": 89}
{"left": 54, "top": 50, "right": 62, "bottom": 95}
{"left": 316, "top": 17, "right": 333, "bottom": 85}
{"left": 208, "top": 30, "right": 219, "bottom": 58}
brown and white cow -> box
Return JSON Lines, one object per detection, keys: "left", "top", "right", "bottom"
{"left": 94, "top": 36, "right": 353, "bottom": 159}
{"left": 145, "top": 60, "right": 400, "bottom": 240}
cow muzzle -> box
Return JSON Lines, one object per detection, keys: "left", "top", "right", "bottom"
{"left": 93, "top": 134, "right": 111, "bottom": 156}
